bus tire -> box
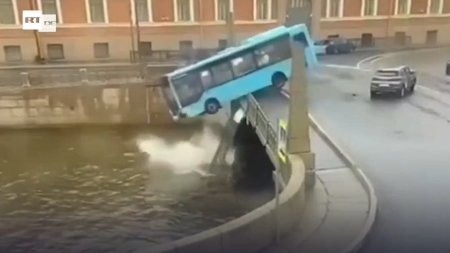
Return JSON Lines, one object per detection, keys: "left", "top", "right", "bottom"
{"left": 205, "top": 99, "right": 220, "bottom": 114}
{"left": 272, "top": 72, "right": 287, "bottom": 89}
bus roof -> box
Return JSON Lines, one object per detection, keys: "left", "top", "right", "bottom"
{"left": 167, "top": 24, "right": 309, "bottom": 77}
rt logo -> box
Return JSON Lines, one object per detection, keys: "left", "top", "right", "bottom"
{"left": 22, "top": 10, "right": 56, "bottom": 32}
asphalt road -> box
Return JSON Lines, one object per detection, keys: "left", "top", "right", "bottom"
{"left": 318, "top": 50, "right": 381, "bottom": 67}
{"left": 307, "top": 49, "right": 450, "bottom": 253}
{"left": 358, "top": 48, "right": 450, "bottom": 94}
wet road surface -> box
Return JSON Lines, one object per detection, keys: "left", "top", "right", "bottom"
{"left": 0, "top": 119, "right": 273, "bottom": 253}
{"left": 307, "top": 65, "right": 450, "bottom": 253}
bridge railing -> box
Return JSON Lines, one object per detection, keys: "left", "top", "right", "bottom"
{"left": 245, "top": 94, "right": 279, "bottom": 166}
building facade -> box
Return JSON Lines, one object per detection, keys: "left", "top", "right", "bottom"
{"left": 0, "top": 0, "right": 449, "bottom": 64}
{"left": 319, "top": 0, "right": 450, "bottom": 47}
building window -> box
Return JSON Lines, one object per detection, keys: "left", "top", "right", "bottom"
{"left": 363, "top": 0, "right": 377, "bottom": 16}
{"left": 321, "top": 0, "right": 327, "bottom": 17}
{"left": 94, "top": 43, "right": 109, "bottom": 58}
{"left": 271, "top": 0, "right": 278, "bottom": 19}
{"left": 217, "top": 0, "right": 233, "bottom": 21}
{"left": 0, "top": 0, "right": 16, "bottom": 24}
{"left": 135, "top": 0, "right": 150, "bottom": 22}
{"left": 47, "top": 44, "right": 64, "bottom": 60}
{"left": 255, "top": 0, "right": 269, "bottom": 20}
{"left": 139, "top": 41, "right": 152, "bottom": 56}
{"left": 179, "top": 40, "right": 193, "bottom": 52}
{"left": 426, "top": 30, "right": 438, "bottom": 45}
{"left": 88, "top": 0, "right": 107, "bottom": 23}
{"left": 4, "top": 46, "right": 22, "bottom": 62}
{"left": 175, "top": 0, "right": 193, "bottom": 21}
{"left": 290, "top": 0, "right": 307, "bottom": 8}
{"left": 327, "top": 0, "right": 342, "bottom": 18}
{"left": 40, "top": 0, "right": 61, "bottom": 23}
{"left": 218, "top": 39, "right": 228, "bottom": 50}
{"left": 428, "top": 0, "right": 443, "bottom": 14}
{"left": 396, "top": 0, "right": 410, "bottom": 15}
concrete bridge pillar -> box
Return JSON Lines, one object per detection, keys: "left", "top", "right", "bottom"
{"left": 230, "top": 99, "right": 241, "bottom": 117}
{"left": 287, "top": 41, "right": 316, "bottom": 187}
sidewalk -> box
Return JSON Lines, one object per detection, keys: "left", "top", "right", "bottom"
{"left": 259, "top": 127, "right": 376, "bottom": 253}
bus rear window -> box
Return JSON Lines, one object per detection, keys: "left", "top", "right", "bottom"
{"left": 376, "top": 70, "right": 400, "bottom": 77}
{"left": 293, "top": 33, "right": 309, "bottom": 48}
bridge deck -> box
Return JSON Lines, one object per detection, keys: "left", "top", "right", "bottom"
{"left": 252, "top": 66, "right": 371, "bottom": 128}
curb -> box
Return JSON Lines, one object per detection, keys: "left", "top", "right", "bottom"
{"left": 308, "top": 114, "right": 378, "bottom": 253}
{"left": 280, "top": 89, "right": 377, "bottom": 253}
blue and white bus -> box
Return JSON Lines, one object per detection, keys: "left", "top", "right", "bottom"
{"left": 161, "top": 24, "right": 317, "bottom": 119}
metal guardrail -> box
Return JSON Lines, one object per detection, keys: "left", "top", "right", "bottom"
{"left": 245, "top": 94, "right": 279, "bottom": 166}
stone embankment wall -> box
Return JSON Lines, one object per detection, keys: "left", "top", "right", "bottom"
{"left": 0, "top": 83, "right": 173, "bottom": 128}
{"left": 0, "top": 64, "right": 179, "bottom": 128}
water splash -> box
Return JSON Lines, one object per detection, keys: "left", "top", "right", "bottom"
{"left": 137, "top": 126, "right": 220, "bottom": 176}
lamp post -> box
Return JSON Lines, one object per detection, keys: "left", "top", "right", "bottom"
{"left": 227, "top": 1, "right": 239, "bottom": 114}
{"left": 226, "top": 6, "right": 235, "bottom": 47}
{"left": 29, "top": 0, "right": 43, "bottom": 62}
{"left": 385, "top": 0, "right": 393, "bottom": 48}
{"left": 129, "top": 1, "right": 136, "bottom": 62}
{"left": 134, "top": 0, "right": 142, "bottom": 62}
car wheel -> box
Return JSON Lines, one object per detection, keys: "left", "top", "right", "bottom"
{"left": 205, "top": 99, "right": 220, "bottom": 114}
{"left": 397, "top": 88, "right": 405, "bottom": 98}
{"left": 410, "top": 84, "right": 415, "bottom": 93}
{"left": 370, "top": 91, "right": 378, "bottom": 99}
{"left": 272, "top": 72, "right": 287, "bottom": 89}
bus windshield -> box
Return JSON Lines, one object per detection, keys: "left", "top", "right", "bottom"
{"left": 160, "top": 76, "right": 180, "bottom": 116}
{"left": 171, "top": 72, "right": 203, "bottom": 107}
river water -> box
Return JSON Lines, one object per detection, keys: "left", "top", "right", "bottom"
{"left": 0, "top": 118, "right": 274, "bottom": 253}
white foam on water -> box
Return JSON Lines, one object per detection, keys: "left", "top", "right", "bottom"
{"left": 137, "top": 126, "right": 220, "bottom": 177}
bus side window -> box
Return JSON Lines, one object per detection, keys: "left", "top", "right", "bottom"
{"left": 254, "top": 48, "right": 271, "bottom": 67}
{"left": 200, "top": 70, "right": 214, "bottom": 88}
{"left": 231, "top": 52, "right": 257, "bottom": 77}
{"left": 211, "top": 61, "right": 234, "bottom": 86}
{"left": 255, "top": 38, "right": 291, "bottom": 66}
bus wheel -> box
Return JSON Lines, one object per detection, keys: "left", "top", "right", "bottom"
{"left": 205, "top": 99, "right": 220, "bottom": 114}
{"left": 272, "top": 72, "right": 287, "bottom": 89}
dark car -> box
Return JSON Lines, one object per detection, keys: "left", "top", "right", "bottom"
{"left": 370, "top": 66, "right": 417, "bottom": 99}
{"left": 325, "top": 38, "right": 356, "bottom": 54}
{"left": 446, "top": 61, "right": 450, "bottom": 83}
{"left": 447, "top": 61, "right": 450, "bottom": 74}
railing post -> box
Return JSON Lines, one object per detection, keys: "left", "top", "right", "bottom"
{"left": 79, "top": 68, "right": 88, "bottom": 85}
{"left": 265, "top": 119, "right": 271, "bottom": 145}
{"left": 20, "top": 72, "right": 31, "bottom": 87}
{"left": 273, "top": 170, "right": 281, "bottom": 242}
